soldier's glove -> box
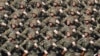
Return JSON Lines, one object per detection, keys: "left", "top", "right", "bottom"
{"left": 54, "top": 30, "right": 58, "bottom": 34}
{"left": 44, "top": 36, "right": 48, "bottom": 40}
{"left": 34, "top": 43, "right": 38, "bottom": 47}
{"left": 93, "top": 53, "right": 97, "bottom": 56}
{"left": 56, "top": 20, "right": 60, "bottom": 24}
{"left": 42, "top": 9, "right": 46, "bottom": 13}
{"left": 91, "top": 18, "right": 95, "bottom": 21}
{"left": 15, "top": 45, "right": 19, "bottom": 48}
{"left": 35, "top": 31, "right": 39, "bottom": 35}
{"left": 23, "top": 11, "right": 27, "bottom": 15}
{"left": 5, "top": 2, "right": 9, "bottom": 6}
{"left": 42, "top": 2, "right": 46, "bottom": 5}
{"left": 59, "top": 9, "right": 63, "bottom": 13}
{"left": 24, "top": 50, "right": 28, "bottom": 54}
{"left": 90, "top": 41, "right": 94, "bottom": 44}
{"left": 81, "top": 47, "right": 86, "bottom": 51}
{"left": 1, "top": 22, "right": 6, "bottom": 26}
{"left": 63, "top": 47, "right": 67, "bottom": 51}
{"left": 4, "top": 14, "right": 8, "bottom": 18}
{"left": 16, "top": 31, "right": 21, "bottom": 35}
{"left": 19, "top": 22, "right": 23, "bottom": 26}
{"left": 72, "top": 41, "right": 76, "bottom": 46}
{"left": 44, "top": 50, "right": 48, "bottom": 54}
{"left": 74, "top": 19, "right": 79, "bottom": 22}
{"left": 7, "top": 52, "right": 11, "bottom": 56}
{"left": 95, "top": 0, "right": 98, "bottom": 4}
{"left": 0, "top": 34, "right": 1, "bottom": 36}
{"left": 76, "top": 11, "right": 81, "bottom": 15}
{"left": 52, "top": 42, "right": 57, "bottom": 47}
{"left": 72, "top": 29, "right": 76, "bottom": 32}
{"left": 37, "top": 20, "right": 41, "bottom": 25}
{"left": 82, "top": 35, "right": 85, "bottom": 38}
{"left": 89, "top": 27, "right": 93, "bottom": 31}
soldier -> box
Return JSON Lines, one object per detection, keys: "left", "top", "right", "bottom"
{"left": 77, "top": 30, "right": 95, "bottom": 56}
{"left": 57, "top": 30, "right": 76, "bottom": 56}
{"left": 0, "top": 37, "right": 15, "bottom": 56}
{"left": 11, "top": 44, "right": 24, "bottom": 56}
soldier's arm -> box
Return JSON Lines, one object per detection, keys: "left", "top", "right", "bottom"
{"left": 76, "top": 38, "right": 86, "bottom": 50}
{"left": 20, "top": 38, "right": 29, "bottom": 46}
{"left": 71, "top": 37, "right": 76, "bottom": 46}
{"left": 60, "top": 18, "right": 67, "bottom": 25}
{"left": 57, "top": 39, "right": 64, "bottom": 49}
{"left": 94, "top": 30, "right": 100, "bottom": 37}
{"left": 58, "top": 32, "right": 65, "bottom": 38}
{"left": 42, "top": 18, "right": 49, "bottom": 25}
{"left": 2, "top": 29, "right": 10, "bottom": 36}
{"left": 94, "top": 39, "right": 100, "bottom": 47}
{"left": 21, "top": 28, "right": 28, "bottom": 35}
{"left": 0, "top": 47, "right": 11, "bottom": 56}
{"left": 39, "top": 33, "right": 46, "bottom": 39}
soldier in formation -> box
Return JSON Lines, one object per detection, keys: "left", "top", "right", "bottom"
{"left": 0, "top": 0, "right": 100, "bottom": 56}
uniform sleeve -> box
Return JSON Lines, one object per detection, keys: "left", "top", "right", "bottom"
{"left": 77, "top": 38, "right": 83, "bottom": 49}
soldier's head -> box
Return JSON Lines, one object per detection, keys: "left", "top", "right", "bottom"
{"left": 48, "top": 22, "right": 54, "bottom": 27}
{"left": 84, "top": 20, "right": 90, "bottom": 24}
{"left": 87, "top": 0, "right": 94, "bottom": 5}
{"left": 0, "top": 6, "right": 3, "bottom": 10}
{"left": 72, "top": 1, "right": 77, "bottom": 7}
{"left": 85, "top": 8, "right": 92, "bottom": 15}
{"left": 50, "top": 12, "right": 55, "bottom": 17}
{"left": 47, "top": 35, "right": 51, "bottom": 40}
{"left": 70, "top": 11, "right": 75, "bottom": 15}
{"left": 11, "top": 24, "right": 16, "bottom": 29}
{"left": 84, "top": 32, "right": 89, "bottom": 37}
{"left": 32, "top": 13, "right": 37, "bottom": 18}
{"left": 20, "top": 4, "right": 24, "bottom": 9}
{"left": 28, "top": 33, "right": 33, "bottom": 39}
{"left": 70, "top": 8, "right": 76, "bottom": 15}
{"left": 36, "top": 2, "right": 41, "bottom": 8}
{"left": 53, "top": 2, "right": 58, "bottom": 7}
{"left": 13, "top": 14, "right": 18, "bottom": 19}
{"left": 8, "top": 38, "right": 13, "bottom": 41}
{"left": 29, "top": 23, "right": 34, "bottom": 28}
{"left": 66, "top": 20, "right": 71, "bottom": 25}
{"left": 66, "top": 31, "right": 72, "bottom": 37}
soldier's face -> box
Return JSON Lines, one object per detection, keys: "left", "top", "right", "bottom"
{"left": 70, "top": 11, "right": 75, "bottom": 15}
{"left": 49, "top": 23, "right": 53, "bottom": 27}
{"left": 87, "top": 1, "right": 92, "bottom": 5}
{"left": 50, "top": 13, "right": 54, "bottom": 17}
{"left": 86, "top": 10, "right": 91, "bottom": 15}
{"left": 53, "top": 2, "right": 58, "bottom": 7}
{"left": 28, "top": 34, "right": 32, "bottom": 38}
{"left": 66, "top": 20, "right": 70, "bottom": 25}
{"left": 84, "top": 32, "right": 89, "bottom": 37}
{"left": 33, "top": 13, "right": 37, "bottom": 18}
{"left": 29, "top": 23, "right": 34, "bottom": 28}
{"left": 13, "top": 15, "right": 17, "bottom": 19}
{"left": 85, "top": 20, "right": 89, "bottom": 24}
{"left": 66, "top": 32, "right": 71, "bottom": 37}
{"left": 20, "top": 5, "right": 24, "bottom": 9}
{"left": 36, "top": 3, "right": 41, "bottom": 8}
{"left": 0, "top": 6, "right": 3, "bottom": 10}
{"left": 72, "top": 2, "right": 76, "bottom": 7}
{"left": 12, "top": 24, "right": 16, "bottom": 29}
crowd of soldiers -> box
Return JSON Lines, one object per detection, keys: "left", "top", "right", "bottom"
{"left": 0, "top": 0, "right": 100, "bottom": 56}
